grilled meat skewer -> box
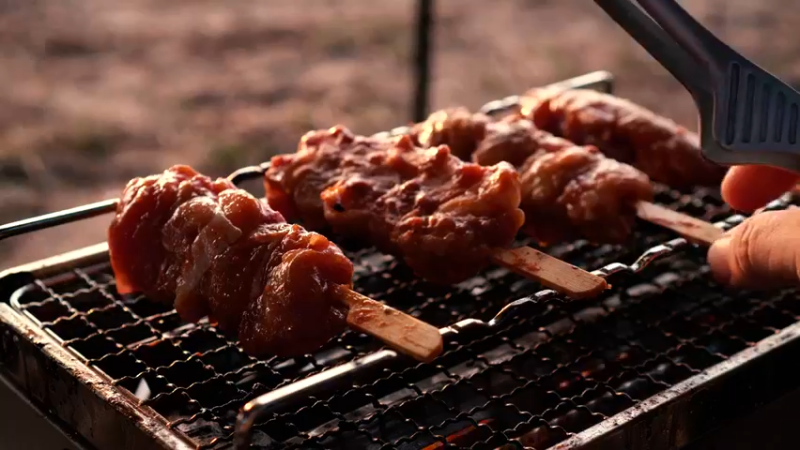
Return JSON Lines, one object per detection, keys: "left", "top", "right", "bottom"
{"left": 109, "top": 165, "right": 442, "bottom": 361}
{"left": 266, "top": 126, "right": 607, "bottom": 297}
{"left": 414, "top": 89, "right": 726, "bottom": 189}
{"left": 266, "top": 127, "right": 526, "bottom": 285}
{"left": 414, "top": 110, "right": 719, "bottom": 245}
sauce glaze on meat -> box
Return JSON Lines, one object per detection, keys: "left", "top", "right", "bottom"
{"left": 470, "top": 119, "right": 654, "bottom": 243}
{"left": 411, "top": 107, "right": 491, "bottom": 160}
{"left": 265, "top": 126, "right": 525, "bottom": 284}
{"left": 410, "top": 112, "right": 655, "bottom": 244}
{"left": 517, "top": 136, "right": 654, "bottom": 244}
{"left": 108, "top": 165, "right": 353, "bottom": 357}
{"left": 519, "top": 88, "right": 725, "bottom": 188}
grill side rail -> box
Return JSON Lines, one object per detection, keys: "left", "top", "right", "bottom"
{"left": 554, "top": 319, "right": 800, "bottom": 450}
{"left": 0, "top": 249, "right": 194, "bottom": 450}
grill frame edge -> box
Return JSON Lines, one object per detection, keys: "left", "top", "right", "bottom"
{"left": 553, "top": 317, "right": 800, "bottom": 450}
{"left": 0, "top": 245, "right": 194, "bottom": 450}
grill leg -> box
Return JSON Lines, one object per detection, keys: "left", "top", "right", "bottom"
{"left": 412, "top": 0, "right": 434, "bottom": 122}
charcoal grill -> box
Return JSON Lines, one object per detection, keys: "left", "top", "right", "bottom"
{"left": 1, "top": 71, "right": 800, "bottom": 450}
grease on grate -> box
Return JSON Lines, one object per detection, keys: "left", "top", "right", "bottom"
{"left": 12, "top": 186, "right": 800, "bottom": 449}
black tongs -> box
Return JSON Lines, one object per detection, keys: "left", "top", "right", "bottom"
{"left": 595, "top": 0, "right": 800, "bottom": 172}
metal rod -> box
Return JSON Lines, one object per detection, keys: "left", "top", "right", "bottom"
{"left": 0, "top": 199, "right": 118, "bottom": 242}
{"left": 412, "top": 0, "right": 434, "bottom": 122}
{"left": 478, "top": 70, "right": 616, "bottom": 115}
{"left": 0, "top": 166, "right": 270, "bottom": 244}
{"left": 545, "top": 69, "right": 616, "bottom": 93}
{"left": 227, "top": 164, "right": 269, "bottom": 186}
{"left": 234, "top": 349, "right": 398, "bottom": 449}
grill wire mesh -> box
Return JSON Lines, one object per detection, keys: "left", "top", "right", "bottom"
{"left": 9, "top": 182, "right": 800, "bottom": 450}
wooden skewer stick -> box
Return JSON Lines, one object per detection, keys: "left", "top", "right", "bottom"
{"left": 489, "top": 199, "right": 727, "bottom": 298}
{"left": 95, "top": 198, "right": 442, "bottom": 363}
{"left": 637, "top": 200, "right": 800, "bottom": 244}
{"left": 635, "top": 201, "right": 724, "bottom": 245}
{"left": 336, "top": 286, "right": 443, "bottom": 363}
{"left": 490, "top": 246, "right": 608, "bottom": 299}
{"left": 493, "top": 200, "right": 728, "bottom": 300}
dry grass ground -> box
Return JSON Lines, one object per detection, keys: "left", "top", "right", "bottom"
{"left": 0, "top": 0, "right": 798, "bottom": 268}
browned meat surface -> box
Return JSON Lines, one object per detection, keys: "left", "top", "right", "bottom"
{"left": 265, "top": 126, "right": 400, "bottom": 229}
{"left": 411, "top": 107, "right": 491, "bottom": 160}
{"left": 265, "top": 126, "right": 525, "bottom": 284}
{"left": 108, "top": 165, "right": 353, "bottom": 357}
{"left": 108, "top": 165, "right": 234, "bottom": 303}
{"left": 518, "top": 88, "right": 725, "bottom": 188}
{"left": 473, "top": 118, "right": 575, "bottom": 167}
{"left": 518, "top": 135, "right": 654, "bottom": 244}
{"left": 420, "top": 114, "right": 654, "bottom": 244}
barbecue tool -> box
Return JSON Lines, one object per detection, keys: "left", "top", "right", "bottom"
{"left": 595, "top": 0, "right": 800, "bottom": 172}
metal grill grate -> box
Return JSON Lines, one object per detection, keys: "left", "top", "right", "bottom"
{"left": 8, "top": 183, "right": 798, "bottom": 449}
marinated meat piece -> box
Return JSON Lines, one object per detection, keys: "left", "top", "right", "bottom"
{"left": 473, "top": 118, "right": 575, "bottom": 167}
{"left": 516, "top": 133, "right": 654, "bottom": 244}
{"left": 108, "top": 165, "right": 233, "bottom": 303}
{"left": 235, "top": 223, "right": 352, "bottom": 356}
{"left": 413, "top": 110, "right": 656, "bottom": 244}
{"left": 265, "top": 127, "right": 405, "bottom": 229}
{"left": 518, "top": 88, "right": 725, "bottom": 188}
{"left": 412, "top": 107, "right": 491, "bottom": 160}
{"left": 109, "top": 165, "right": 353, "bottom": 357}
{"left": 323, "top": 138, "right": 525, "bottom": 283}
{"left": 265, "top": 126, "right": 525, "bottom": 284}
{"left": 452, "top": 115, "right": 655, "bottom": 243}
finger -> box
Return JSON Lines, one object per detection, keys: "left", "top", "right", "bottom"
{"left": 721, "top": 166, "right": 800, "bottom": 212}
{"left": 707, "top": 210, "right": 800, "bottom": 289}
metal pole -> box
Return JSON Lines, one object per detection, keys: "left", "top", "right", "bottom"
{"left": 412, "top": 0, "right": 434, "bottom": 123}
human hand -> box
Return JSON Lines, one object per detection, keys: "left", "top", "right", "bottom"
{"left": 707, "top": 166, "right": 800, "bottom": 288}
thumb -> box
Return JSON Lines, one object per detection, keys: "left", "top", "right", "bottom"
{"left": 707, "top": 210, "right": 800, "bottom": 289}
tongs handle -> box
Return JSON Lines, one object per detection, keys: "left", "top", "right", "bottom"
{"left": 594, "top": 0, "right": 703, "bottom": 94}
{"left": 596, "top": 0, "right": 800, "bottom": 173}
{"left": 635, "top": 0, "right": 730, "bottom": 75}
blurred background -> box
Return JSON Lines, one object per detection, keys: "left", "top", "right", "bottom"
{"left": 0, "top": 0, "right": 797, "bottom": 269}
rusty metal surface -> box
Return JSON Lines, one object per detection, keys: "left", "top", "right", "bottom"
{"left": 0, "top": 249, "right": 193, "bottom": 450}
{"left": 553, "top": 318, "right": 800, "bottom": 450}
{"left": 0, "top": 308, "right": 191, "bottom": 450}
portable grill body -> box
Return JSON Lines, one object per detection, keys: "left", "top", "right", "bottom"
{"left": 1, "top": 72, "right": 800, "bottom": 450}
